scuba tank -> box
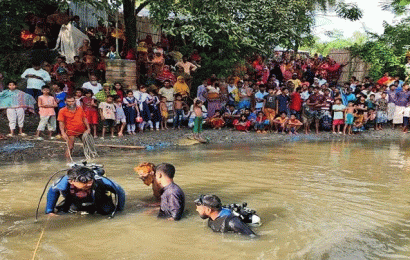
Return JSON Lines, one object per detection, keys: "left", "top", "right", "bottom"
{"left": 222, "top": 202, "right": 261, "bottom": 226}
{"left": 69, "top": 161, "right": 105, "bottom": 177}
{"left": 35, "top": 161, "right": 118, "bottom": 221}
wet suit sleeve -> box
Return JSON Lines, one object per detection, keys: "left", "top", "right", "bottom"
{"left": 228, "top": 217, "right": 257, "bottom": 237}
{"left": 101, "top": 177, "right": 126, "bottom": 211}
{"left": 45, "top": 176, "right": 69, "bottom": 214}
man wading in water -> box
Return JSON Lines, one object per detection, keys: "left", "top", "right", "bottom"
{"left": 195, "top": 195, "right": 256, "bottom": 237}
{"left": 57, "top": 96, "right": 91, "bottom": 160}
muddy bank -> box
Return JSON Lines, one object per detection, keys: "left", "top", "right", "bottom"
{"left": 1, "top": 125, "right": 409, "bottom": 164}
{"left": 1, "top": 109, "right": 410, "bottom": 163}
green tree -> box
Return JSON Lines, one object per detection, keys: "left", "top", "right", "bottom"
{"left": 380, "top": 0, "right": 410, "bottom": 15}
{"left": 349, "top": 19, "right": 410, "bottom": 80}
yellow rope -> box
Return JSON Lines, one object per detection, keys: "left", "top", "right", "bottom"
{"left": 31, "top": 216, "right": 50, "bottom": 260}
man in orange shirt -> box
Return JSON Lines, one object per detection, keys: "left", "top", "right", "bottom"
{"left": 57, "top": 96, "right": 90, "bottom": 160}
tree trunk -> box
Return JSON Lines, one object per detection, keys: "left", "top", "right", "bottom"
{"left": 123, "top": 0, "right": 137, "bottom": 50}
{"left": 294, "top": 39, "right": 300, "bottom": 54}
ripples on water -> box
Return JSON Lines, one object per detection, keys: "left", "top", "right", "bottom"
{"left": 1, "top": 140, "right": 410, "bottom": 259}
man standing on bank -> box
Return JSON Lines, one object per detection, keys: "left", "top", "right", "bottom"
{"left": 57, "top": 96, "right": 90, "bottom": 159}
{"left": 195, "top": 194, "right": 256, "bottom": 236}
{"left": 155, "top": 163, "right": 185, "bottom": 221}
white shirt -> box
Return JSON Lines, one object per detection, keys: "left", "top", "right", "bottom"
{"left": 301, "top": 91, "right": 310, "bottom": 101}
{"left": 318, "top": 78, "right": 327, "bottom": 86}
{"left": 133, "top": 91, "right": 150, "bottom": 111}
{"left": 227, "top": 85, "right": 237, "bottom": 94}
{"left": 158, "top": 87, "right": 176, "bottom": 102}
{"left": 21, "top": 68, "right": 51, "bottom": 90}
{"left": 82, "top": 82, "right": 103, "bottom": 95}
{"left": 255, "top": 91, "right": 268, "bottom": 109}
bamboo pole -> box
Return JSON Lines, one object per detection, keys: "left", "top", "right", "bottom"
{"left": 41, "top": 140, "right": 145, "bottom": 150}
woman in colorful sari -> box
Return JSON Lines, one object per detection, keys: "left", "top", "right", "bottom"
{"left": 156, "top": 65, "right": 176, "bottom": 85}
{"left": 206, "top": 82, "right": 221, "bottom": 118}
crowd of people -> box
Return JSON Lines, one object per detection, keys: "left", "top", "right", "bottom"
{"left": 1, "top": 53, "right": 410, "bottom": 142}
{"left": 2, "top": 12, "right": 410, "bottom": 143}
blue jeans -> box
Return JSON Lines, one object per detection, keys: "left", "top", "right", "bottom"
{"left": 290, "top": 110, "right": 301, "bottom": 120}
{"left": 26, "top": 88, "right": 41, "bottom": 100}
{"left": 173, "top": 109, "right": 183, "bottom": 128}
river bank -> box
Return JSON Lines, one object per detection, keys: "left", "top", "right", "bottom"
{"left": 1, "top": 124, "right": 410, "bottom": 163}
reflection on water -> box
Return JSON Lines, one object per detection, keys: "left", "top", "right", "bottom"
{"left": 1, "top": 140, "right": 410, "bottom": 259}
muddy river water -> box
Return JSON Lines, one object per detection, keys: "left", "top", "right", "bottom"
{"left": 1, "top": 141, "right": 410, "bottom": 259}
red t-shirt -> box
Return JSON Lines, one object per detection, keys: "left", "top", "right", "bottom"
{"left": 57, "top": 106, "right": 87, "bottom": 136}
{"left": 289, "top": 92, "right": 302, "bottom": 112}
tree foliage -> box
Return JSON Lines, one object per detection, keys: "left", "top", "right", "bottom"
{"left": 147, "top": 0, "right": 361, "bottom": 52}
{"left": 144, "top": 0, "right": 363, "bottom": 79}
{"left": 350, "top": 19, "right": 410, "bottom": 80}
{"left": 304, "top": 31, "right": 368, "bottom": 56}
{"left": 380, "top": 0, "right": 410, "bottom": 15}
{"left": 0, "top": 0, "right": 363, "bottom": 81}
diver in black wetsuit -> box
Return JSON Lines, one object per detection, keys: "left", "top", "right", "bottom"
{"left": 195, "top": 195, "right": 256, "bottom": 237}
{"left": 45, "top": 166, "right": 125, "bottom": 216}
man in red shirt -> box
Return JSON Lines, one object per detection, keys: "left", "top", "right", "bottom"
{"left": 289, "top": 87, "right": 303, "bottom": 119}
{"left": 57, "top": 96, "right": 90, "bottom": 160}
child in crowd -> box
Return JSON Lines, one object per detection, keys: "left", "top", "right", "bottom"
{"left": 287, "top": 114, "right": 303, "bottom": 135}
{"left": 138, "top": 85, "right": 154, "bottom": 131}
{"left": 208, "top": 110, "right": 225, "bottom": 130}
{"left": 113, "top": 82, "right": 125, "bottom": 101}
{"left": 53, "top": 82, "right": 67, "bottom": 110}
{"left": 254, "top": 111, "right": 268, "bottom": 133}
{"left": 0, "top": 81, "right": 35, "bottom": 137}
{"left": 233, "top": 114, "right": 251, "bottom": 132}
{"left": 353, "top": 116, "right": 365, "bottom": 133}
{"left": 74, "top": 88, "right": 83, "bottom": 107}
{"left": 332, "top": 98, "right": 345, "bottom": 134}
{"left": 263, "top": 88, "right": 277, "bottom": 132}
{"left": 173, "top": 93, "right": 186, "bottom": 129}
{"left": 114, "top": 96, "right": 126, "bottom": 136}
{"left": 81, "top": 89, "right": 98, "bottom": 138}
{"left": 343, "top": 101, "right": 355, "bottom": 135}
{"left": 367, "top": 94, "right": 376, "bottom": 110}
{"left": 148, "top": 90, "right": 162, "bottom": 131}
{"left": 83, "top": 49, "right": 97, "bottom": 71}
{"left": 193, "top": 99, "right": 205, "bottom": 141}
{"left": 52, "top": 82, "right": 66, "bottom": 138}
{"left": 123, "top": 90, "right": 139, "bottom": 135}
{"left": 223, "top": 104, "right": 240, "bottom": 127}
{"left": 254, "top": 84, "right": 268, "bottom": 112}
{"left": 99, "top": 95, "right": 116, "bottom": 139}
{"left": 375, "top": 92, "right": 388, "bottom": 130}
{"left": 59, "top": 74, "right": 75, "bottom": 96}
{"left": 35, "top": 85, "right": 57, "bottom": 140}
{"left": 366, "top": 108, "right": 377, "bottom": 130}
{"left": 106, "top": 46, "right": 120, "bottom": 60}
{"left": 273, "top": 112, "right": 288, "bottom": 133}
{"left": 160, "top": 96, "right": 168, "bottom": 130}
{"left": 72, "top": 55, "right": 86, "bottom": 78}
{"left": 277, "top": 88, "right": 290, "bottom": 115}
